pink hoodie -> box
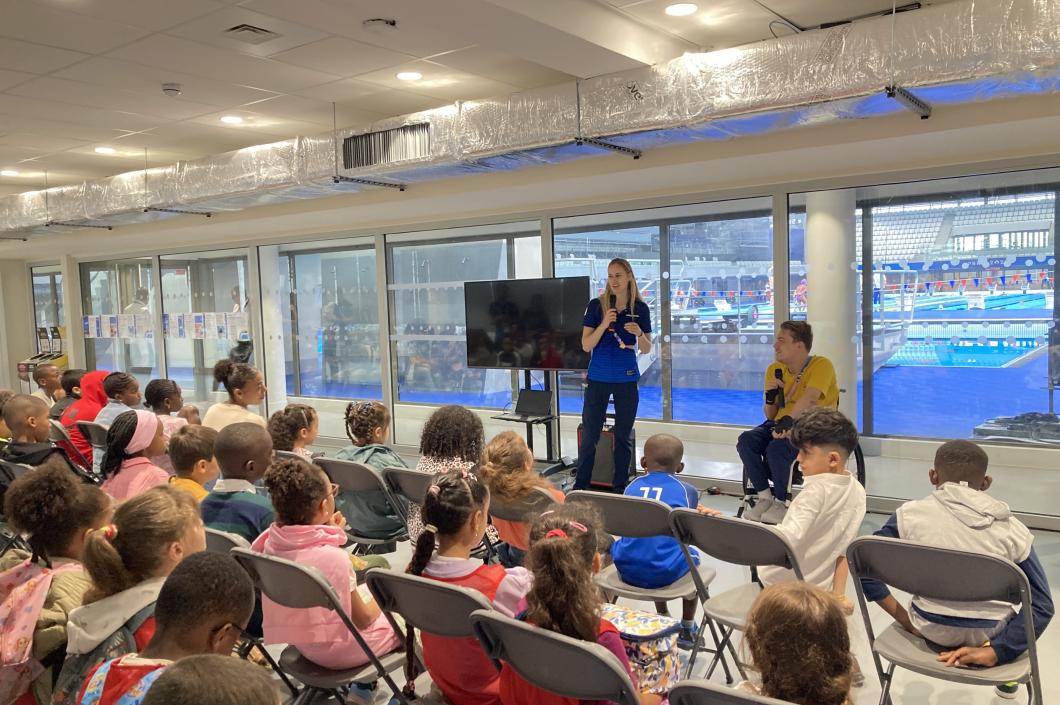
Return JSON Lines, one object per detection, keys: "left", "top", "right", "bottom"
{"left": 250, "top": 523, "right": 400, "bottom": 670}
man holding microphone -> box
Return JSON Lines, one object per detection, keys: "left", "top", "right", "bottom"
{"left": 737, "top": 320, "right": 839, "bottom": 523}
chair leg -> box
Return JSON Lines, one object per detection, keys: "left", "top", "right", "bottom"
{"left": 877, "top": 663, "right": 895, "bottom": 705}
{"left": 252, "top": 641, "right": 300, "bottom": 697}
{"left": 687, "top": 616, "right": 733, "bottom": 684}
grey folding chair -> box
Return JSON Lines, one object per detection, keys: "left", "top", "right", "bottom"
{"left": 204, "top": 527, "right": 250, "bottom": 552}
{"left": 76, "top": 421, "right": 109, "bottom": 477}
{"left": 670, "top": 679, "right": 794, "bottom": 705}
{"left": 847, "top": 536, "right": 1043, "bottom": 705}
{"left": 382, "top": 466, "right": 434, "bottom": 523}
{"left": 274, "top": 450, "right": 305, "bottom": 462}
{"left": 230, "top": 547, "right": 409, "bottom": 705}
{"left": 48, "top": 419, "right": 95, "bottom": 478}
{"left": 315, "top": 457, "right": 408, "bottom": 550}
{"left": 0, "top": 460, "right": 33, "bottom": 556}
{"left": 669, "top": 509, "right": 803, "bottom": 680}
{"left": 488, "top": 485, "right": 557, "bottom": 524}
{"left": 469, "top": 609, "right": 640, "bottom": 705}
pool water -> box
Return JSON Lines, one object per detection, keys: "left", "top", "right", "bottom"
{"left": 888, "top": 342, "right": 1036, "bottom": 367}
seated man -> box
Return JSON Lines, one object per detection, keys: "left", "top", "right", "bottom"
{"left": 737, "top": 320, "right": 838, "bottom": 524}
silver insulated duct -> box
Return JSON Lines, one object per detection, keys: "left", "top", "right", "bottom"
{"left": 2, "top": 0, "right": 1058, "bottom": 235}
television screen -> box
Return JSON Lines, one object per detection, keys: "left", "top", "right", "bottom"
{"left": 464, "top": 277, "right": 592, "bottom": 370}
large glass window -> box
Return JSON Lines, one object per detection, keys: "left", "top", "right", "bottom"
{"left": 80, "top": 258, "right": 158, "bottom": 385}
{"left": 31, "top": 266, "right": 64, "bottom": 350}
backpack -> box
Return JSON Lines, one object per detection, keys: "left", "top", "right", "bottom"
{"left": 0, "top": 558, "right": 81, "bottom": 705}
{"left": 598, "top": 603, "right": 682, "bottom": 695}
{"left": 78, "top": 657, "right": 167, "bottom": 705}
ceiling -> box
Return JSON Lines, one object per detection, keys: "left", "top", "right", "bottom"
{"left": 0, "top": 0, "right": 954, "bottom": 195}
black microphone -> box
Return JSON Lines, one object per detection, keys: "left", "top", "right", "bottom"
{"left": 773, "top": 367, "right": 785, "bottom": 408}
{"left": 608, "top": 293, "right": 616, "bottom": 332}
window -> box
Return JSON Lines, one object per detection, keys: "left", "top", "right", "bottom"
{"left": 31, "top": 266, "right": 64, "bottom": 349}
{"left": 80, "top": 259, "right": 158, "bottom": 385}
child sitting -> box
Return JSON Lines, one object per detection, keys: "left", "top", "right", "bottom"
{"left": 500, "top": 503, "right": 662, "bottom": 705}
{"left": 252, "top": 457, "right": 401, "bottom": 670}
{"left": 143, "top": 379, "right": 192, "bottom": 474}
{"left": 267, "top": 404, "right": 319, "bottom": 460}
{"left": 0, "top": 389, "right": 15, "bottom": 449}
{"left": 31, "top": 363, "right": 63, "bottom": 408}
{"left": 406, "top": 468, "right": 532, "bottom": 705}
{"left": 334, "top": 400, "right": 409, "bottom": 541}
{"left": 140, "top": 655, "right": 280, "bottom": 705}
{"left": 741, "top": 582, "right": 853, "bottom": 705}
{"left": 166, "top": 425, "right": 219, "bottom": 503}
{"left": 74, "top": 552, "right": 255, "bottom": 705}
{"left": 861, "top": 439, "right": 1053, "bottom": 696}
{"left": 202, "top": 360, "right": 267, "bottom": 432}
{"left": 481, "top": 431, "right": 564, "bottom": 568}
{"left": 200, "top": 422, "right": 275, "bottom": 544}
{"left": 53, "top": 486, "right": 205, "bottom": 704}
{"left": 0, "top": 394, "right": 78, "bottom": 471}
{"left": 0, "top": 460, "right": 112, "bottom": 705}
{"left": 60, "top": 371, "right": 109, "bottom": 467}
{"left": 99, "top": 410, "right": 169, "bottom": 502}
{"left": 611, "top": 433, "right": 719, "bottom": 647}
{"left": 51, "top": 369, "right": 85, "bottom": 421}
{"left": 94, "top": 373, "right": 143, "bottom": 427}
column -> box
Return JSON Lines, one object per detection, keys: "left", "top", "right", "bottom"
{"left": 805, "top": 190, "right": 857, "bottom": 422}
{"left": 255, "top": 245, "right": 289, "bottom": 415}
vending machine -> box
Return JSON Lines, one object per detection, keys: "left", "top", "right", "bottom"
{"left": 17, "top": 326, "right": 68, "bottom": 394}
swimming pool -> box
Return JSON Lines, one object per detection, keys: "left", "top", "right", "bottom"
{"left": 887, "top": 342, "right": 1039, "bottom": 367}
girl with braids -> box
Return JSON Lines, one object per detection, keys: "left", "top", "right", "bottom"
{"left": 253, "top": 457, "right": 400, "bottom": 670}
{"left": 54, "top": 486, "right": 204, "bottom": 704}
{"left": 143, "top": 379, "right": 194, "bottom": 473}
{"left": 201, "top": 359, "right": 266, "bottom": 432}
{"left": 405, "top": 468, "right": 531, "bottom": 705}
{"left": 99, "top": 410, "right": 168, "bottom": 501}
{"left": 267, "top": 404, "right": 319, "bottom": 460}
{"left": 500, "top": 503, "right": 662, "bottom": 705}
{"left": 741, "top": 583, "right": 853, "bottom": 705}
{"left": 0, "top": 460, "right": 112, "bottom": 705}
{"left": 481, "top": 431, "right": 564, "bottom": 567}
{"left": 334, "top": 401, "right": 409, "bottom": 541}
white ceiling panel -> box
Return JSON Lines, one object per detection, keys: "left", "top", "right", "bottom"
{"left": 34, "top": 0, "right": 225, "bottom": 33}
{"left": 0, "top": 94, "right": 161, "bottom": 132}
{"left": 429, "top": 46, "right": 574, "bottom": 89}
{"left": 106, "top": 35, "right": 343, "bottom": 93}
{"left": 165, "top": 6, "right": 330, "bottom": 58}
{"left": 117, "top": 122, "right": 284, "bottom": 156}
{"left": 183, "top": 109, "right": 328, "bottom": 140}
{"left": 0, "top": 115, "right": 137, "bottom": 145}
{"left": 0, "top": 133, "right": 91, "bottom": 153}
{"left": 353, "top": 60, "right": 520, "bottom": 102}
{"left": 0, "top": 0, "right": 152, "bottom": 54}
{"left": 9, "top": 77, "right": 220, "bottom": 121}
{"left": 0, "top": 69, "right": 33, "bottom": 92}
{"left": 0, "top": 38, "right": 89, "bottom": 74}
{"left": 611, "top": 0, "right": 778, "bottom": 49}
{"left": 270, "top": 37, "right": 418, "bottom": 78}
{"left": 295, "top": 81, "right": 446, "bottom": 117}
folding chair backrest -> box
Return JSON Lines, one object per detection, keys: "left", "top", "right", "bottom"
{"left": 670, "top": 509, "right": 804, "bottom": 579}
{"left": 670, "top": 679, "right": 792, "bottom": 705}
{"left": 76, "top": 421, "right": 109, "bottom": 449}
{"left": 469, "top": 610, "right": 640, "bottom": 705}
{"left": 316, "top": 457, "right": 390, "bottom": 495}
{"left": 48, "top": 419, "right": 71, "bottom": 444}
{"left": 204, "top": 527, "right": 250, "bottom": 554}
{"left": 383, "top": 466, "right": 434, "bottom": 506}
{"left": 274, "top": 450, "right": 305, "bottom": 462}
{"left": 365, "top": 569, "right": 493, "bottom": 638}
{"left": 230, "top": 547, "right": 341, "bottom": 612}
{"left": 847, "top": 536, "right": 1028, "bottom": 605}
{"left": 489, "top": 486, "right": 557, "bottom": 523}
{"left": 566, "top": 489, "right": 673, "bottom": 538}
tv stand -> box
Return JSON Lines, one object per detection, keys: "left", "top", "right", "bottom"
{"left": 489, "top": 370, "right": 565, "bottom": 477}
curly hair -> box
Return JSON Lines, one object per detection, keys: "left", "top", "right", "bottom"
{"left": 525, "top": 502, "right": 603, "bottom": 643}
{"left": 480, "top": 431, "right": 549, "bottom": 503}
{"left": 212, "top": 359, "right": 258, "bottom": 397}
{"left": 141, "top": 655, "right": 280, "bottom": 705}
{"left": 744, "top": 582, "right": 853, "bottom": 705}
{"left": 263, "top": 457, "right": 328, "bottom": 525}
{"left": 3, "top": 458, "right": 110, "bottom": 565}
{"left": 267, "top": 404, "right": 317, "bottom": 451}
{"left": 345, "top": 401, "right": 389, "bottom": 447}
{"left": 418, "top": 405, "right": 483, "bottom": 463}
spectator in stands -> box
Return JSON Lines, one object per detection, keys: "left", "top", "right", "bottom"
{"left": 200, "top": 422, "right": 274, "bottom": 544}
{"left": 0, "top": 460, "right": 111, "bottom": 705}
{"left": 60, "top": 371, "right": 109, "bottom": 467}
{"left": 74, "top": 552, "right": 254, "bottom": 705}
{"left": 202, "top": 360, "right": 266, "bottom": 431}
{"left": 53, "top": 486, "right": 204, "bottom": 704}
{"left": 139, "top": 655, "right": 280, "bottom": 705}
{"left": 860, "top": 440, "right": 1053, "bottom": 699}
{"left": 51, "top": 369, "right": 85, "bottom": 421}
{"left": 99, "top": 411, "right": 169, "bottom": 502}
{"left": 143, "top": 379, "right": 192, "bottom": 474}
{"left": 267, "top": 404, "right": 318, "bottom": 461}
{"left": 31, "top": 363, "right": 64, "bottom": 408}
{"left": 94, "top": 373, "right": 143, "bottom": 427}
{"left": 166, "top": 425, "right": 219, "bottom": 503}
{"left": 738, "top": 321, "right": 839, "bottom": 524}
{"left": 0, "top": 394, "right": 78, "bottom": 470}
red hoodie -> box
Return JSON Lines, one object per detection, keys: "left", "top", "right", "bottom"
{"left": 61, "top": 370, "right": 109, "bottom": 464}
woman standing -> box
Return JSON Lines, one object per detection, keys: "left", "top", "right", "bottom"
{"left": 574, "top": 258, "right": 652, "bottom": 491}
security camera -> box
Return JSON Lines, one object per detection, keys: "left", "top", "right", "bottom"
{"left": 161, "top": 82, "right": 183, "bottom": 97}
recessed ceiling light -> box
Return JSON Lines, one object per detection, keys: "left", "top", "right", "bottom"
{"left": 0, "top": 169, "right": 19, "bottom": 177}
{"left": 220, "top": 115, "right": 244, "bottom": 124}
{"left": 665, "top": 3, "right": 698, "bottom": 16}
{"left": 396, "top": 71, "right": 422, "bottom": 81}
{"left": 94, "top": 146, "right": 116, "bottom": 155}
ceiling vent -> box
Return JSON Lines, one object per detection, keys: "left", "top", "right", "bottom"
{"left": 223, "top": 24, "right": 281, "bottom": 45}
{"left": 343, "top": 123, "right": 431, "bottom": 169}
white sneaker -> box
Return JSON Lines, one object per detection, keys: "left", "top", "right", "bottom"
{"left": 743, "top": 489, "right": 774, "bottom": 521}
{"left": 760, "top": 500, "right": 789, "bottom": 525}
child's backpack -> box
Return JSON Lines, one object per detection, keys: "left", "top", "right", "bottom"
{"left": 599, "top": 603, "right": 682, "bottom": 695}
{"left": 0, "top": 558, "right": 81, "bottom": 705}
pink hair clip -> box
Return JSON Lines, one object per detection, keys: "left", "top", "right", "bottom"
{"left": 428, "top": 485, "right": 441, "bottom": 495}
{"left": 567, "top": 521, "right": 589, "bottom": 533}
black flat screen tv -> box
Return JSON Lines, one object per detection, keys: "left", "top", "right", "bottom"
{"left": 464, "top": 277, "right": 591, "bottom": 371}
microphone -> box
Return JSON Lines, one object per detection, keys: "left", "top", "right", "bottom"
{"left": 608, "top": 293, "right": 616, "bottom": 333}
{"left": 774, "top": 367, "right": 785, "bottom": 409}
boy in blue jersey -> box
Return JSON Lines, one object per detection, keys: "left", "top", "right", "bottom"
{"left": 611, "top": 433, "right": 720, "bottom": 648}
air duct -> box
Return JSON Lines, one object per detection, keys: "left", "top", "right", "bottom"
{"left": 1, "top": 0, "right": 1057, "bottom": 235}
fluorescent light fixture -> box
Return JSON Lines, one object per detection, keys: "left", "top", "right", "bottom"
{"left": 396, "top": 71, "right": 423, "bottom": 81}
{"left": 220, "top": 115, "right": 244, "bottom": 124}
{"left": 665, "top": 3, "right": 698, "bottom": 16}
{"left": 94, "top": 146, "right": 116, "bottom": 155}
{"left": 0, "top": 169, "right": 19, "bottom": 177}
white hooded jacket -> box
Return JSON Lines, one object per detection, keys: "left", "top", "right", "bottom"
{"left": 64, "top": 577, "right": 166, "bottom": 655}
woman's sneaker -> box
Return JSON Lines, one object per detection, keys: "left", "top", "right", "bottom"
{"left": 994, "top": 682, "right": 1019, "bottom": 699}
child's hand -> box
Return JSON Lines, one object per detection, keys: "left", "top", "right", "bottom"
{"left": 330, "top": 511, "right": 347, "bottom": 530}
{"left": 695, "top": 505, "right": 722, "bottom": 516}
{"left": 834, "top": 593, "right": 855, "bottom": 615}
{"left": 937, "top": 645, "right": 998, "bottom": 668}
